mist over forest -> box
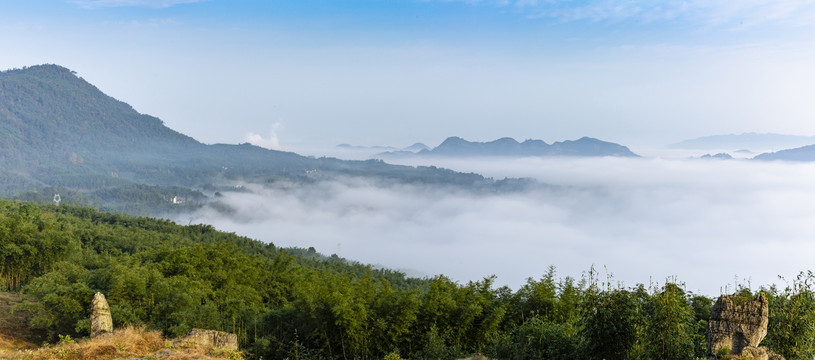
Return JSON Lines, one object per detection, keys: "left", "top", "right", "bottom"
{"left": 176, "top": 155, "right": 815, "bottom": 296}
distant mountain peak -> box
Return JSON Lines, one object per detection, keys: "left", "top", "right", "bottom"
{"left": 669, "top": 133, "right": 815, "bottom": 151}
{"left": 439, "top": 136, "right": 468, "bottom": 144}
{"left": 754, "top": 144, "right": 815, "bottom": 162}
{"left": 379, "top": 136, "right": 637, "bottom": 158}
{"left": 5, "top": 64, "right": 75, "bottom": 76}
{"left": 404, "top": 143, "right": 429, "bottom": 152}
{"left": 700, "top": 153, "right": 734, "bottom": 160}
{"left": 491, "top": 137, "right": 519, "bottom": 143}
{"left": 1, "top": 64, "right": 513, "bottom": 212}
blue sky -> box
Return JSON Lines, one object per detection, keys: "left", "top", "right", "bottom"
{"left": 2, "top": 0, "right": 815, "bottom": 151}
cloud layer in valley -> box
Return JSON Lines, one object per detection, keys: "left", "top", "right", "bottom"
{"left": 176, "top": 157, "right": 815, "bottom": 296}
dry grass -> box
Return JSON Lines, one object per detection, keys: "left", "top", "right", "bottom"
{"left": 0, "top": 326, "right": 243, "bottom": 360}
{"left": 457, "top": 355, "right": 491, "bottom": 360}
{"left": 0, "top": 293, "right": 34, "bottom": 338}
{"left": 0, "top": 292, "right": 38, "bottom": 354}
{"left": 0, "top": 334, "right": 36, "bottom": 352}
{"left": 0, "top": 292, "right": 241, "bottom": 360}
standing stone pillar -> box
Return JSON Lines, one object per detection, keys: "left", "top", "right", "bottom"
{"left": 90, "top": 292, "right": 113, "bottom": 337}
{"left": 707, "top": 293, "right": 784, "bottom": 360}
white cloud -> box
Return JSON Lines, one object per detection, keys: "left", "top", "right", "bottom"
{"left": 442, "top": 0, "right": 815, "bottom": 28}
{"left": 70, "top": 0, "right": 206, "bottom": 9}
{"left": 176, "top": 157, "right": 815, "bottom": 296}
{"left": 245, "top": 122, "right": 283, "bottom": 150}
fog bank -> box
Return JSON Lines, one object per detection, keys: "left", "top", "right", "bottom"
{"left": 176, "top": 157, "right": 815, "bottom": 296}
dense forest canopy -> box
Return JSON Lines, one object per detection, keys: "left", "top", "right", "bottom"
{"left": 2, "top": 199, "right": 815, "bottom": 360}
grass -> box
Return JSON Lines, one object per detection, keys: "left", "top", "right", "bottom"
{"left": 0, "top": 291, "right": 242, "bottom": 360}
{"left": 0, "top": 292, "right": 38, "bottom": 353}
{"left": 0, "top": 324, "right": 243, "bottom": 360}
{"left": 0, "top": 291, "right": 243, "bottom": 360}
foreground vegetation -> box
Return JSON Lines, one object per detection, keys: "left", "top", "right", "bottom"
{"left": 0, "top": 325, "right": 243, "bottom": 360}
{"left": 2, "top": 199, "right": 815, "bottom": 360}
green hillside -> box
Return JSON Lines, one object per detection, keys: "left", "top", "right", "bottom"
{"left": 2, "top": 199, "right": 815, "bottom": 360}
{"left": 0, "top": 65, "right": 495, "bottom": 215}
{"left": 0, "top": 65, "right": 199, "bottom": 166}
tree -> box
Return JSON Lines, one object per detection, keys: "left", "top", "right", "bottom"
{"left": 579, "top": 287, "right": 638, "bottom": 360}
{"left": 643, "top": 282, "right": 695, "bottom": 360}
{"left": 765, "top": 272, "right": 815, "bottom": 360}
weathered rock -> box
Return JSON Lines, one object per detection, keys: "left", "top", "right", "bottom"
{"left": 90, "top": 292, "right": 113, "bottom": 337}
{"left": 707, "top": 293, "right": 783, "bottom": 360}
{"left": 173, "top": 329, "right": 238, "bottom": 351}
{"left": 457, "top": 355, "right": 491, "bottom": 360}
{"left": 739, "top": 346, "right": 785, "bottom": 360}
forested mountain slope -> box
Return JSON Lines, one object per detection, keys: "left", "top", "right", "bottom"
{"left": 0, "top": 65, "right": 495, "bottom": 214}
{"left": 0, "top": 65, "right": 199, "bottom": 168}
{"left": 2, "top": 199, "right": 815, "bottom": 360}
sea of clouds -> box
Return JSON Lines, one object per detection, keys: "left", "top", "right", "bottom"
{"left": 175, "top": 155, "right": 815, "bottom": 296}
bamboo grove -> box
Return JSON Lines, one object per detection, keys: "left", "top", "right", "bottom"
{"left": 1, "top": 199, "right": 815, "bottom": 360}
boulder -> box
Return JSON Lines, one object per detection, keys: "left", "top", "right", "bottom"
{"left": 457, "top": 355, "right": 491, "bottom": 360}
{"left": 708, "top": 293, "right": 784, "bottom": 359}
{"left": 173, "top": 329, "right": 238, "bottom": 351}
{"left": 739, "top": 346, "right": 785, "bottom": 360}
{"left": 90, "top": 292, "right": 113, "bottom": 337}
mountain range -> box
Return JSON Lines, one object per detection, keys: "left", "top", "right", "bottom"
{"left": 0, "top": 65, "right": 496, "bottom": 213}
{"left": 336, "top": 142, "right": 430, "bottom": 153}
{"left": 669, "top": 133, "right": 815, "bottom": 161}
{"left": 8, "top": 64, "right": 814, "bottom": 216}
{"left": 669, "top": 133, "right": 815, "bottom": 151}
{"left": 753, "top": 145, "right": 815, "bottom": 161}
{"left": 379, "top": 136, "right": 639, "bottom": 158}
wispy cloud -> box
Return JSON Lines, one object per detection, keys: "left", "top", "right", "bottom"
{"left": 245, "top": 122, "right": 283, "bottom": 151}
{"left": 70, "top": 0, "right": 206, "bottom": 9}
{"left": 442, "top": 0, "right": 815, "bottom": 28}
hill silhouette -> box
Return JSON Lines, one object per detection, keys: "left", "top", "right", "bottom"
{"left": 381, "top": 136, "right": 639, "bottom": 157}
{"left": 670, "top": 132, "right": 815, "bottom": 151}
{"left": 0, "top": 65, "right": 495, "bottom": 213}
{"left": 754, "top": 144, "right": 815, "bottom": 161}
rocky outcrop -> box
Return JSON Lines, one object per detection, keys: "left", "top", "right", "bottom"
{"left": 740, "top": 346, "right": 785, "bottom": 360}
{"left": 173, "top": 329, "right": 238, "bottom": 351}
{"left": 90, "top": 292, "right": 113, "bottom": 337}
{"left": 708, "top": 293, "right": 784, "bottom": 360}
{"left": 457, "top": 355, "right": 491, "bottom": 360}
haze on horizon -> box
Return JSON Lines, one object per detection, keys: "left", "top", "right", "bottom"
{"left": 1, "top": 0, "right": 815, "bottom": 150}
{"left": 177, "top": 155, "right": 815, "bottom": 297}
